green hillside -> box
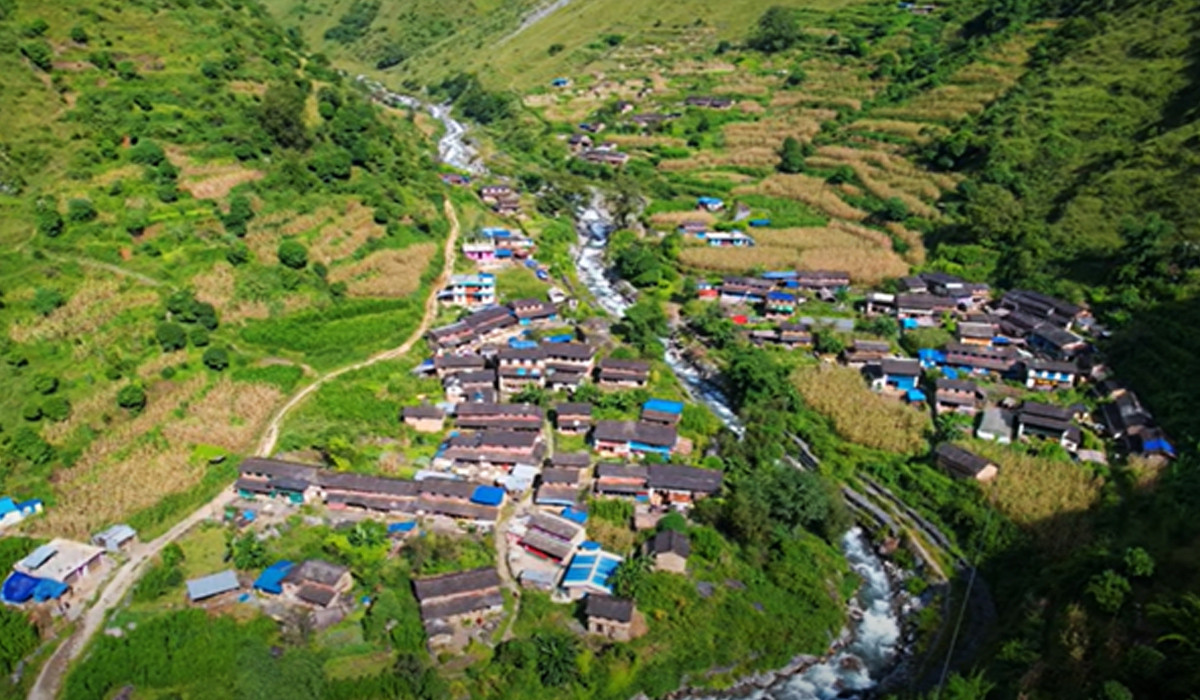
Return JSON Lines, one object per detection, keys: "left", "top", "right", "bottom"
{"left": 0, "top": 0, "right": 448, "bottom": 538}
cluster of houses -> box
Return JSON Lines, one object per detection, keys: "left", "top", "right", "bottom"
{"left": 1, "top": 524, "right": 138, "bottom": 608}
{"left": 460, "top": 226, "right": 537, "bottom": 270}
{"left": 426, "top": 301, "right": 560, "bottom": 354}
{"left": 568, "top": 136, "right": 631, "bottom": 167}
{"left": 698, "top": 269, "right": 852, "bottom": 318}
{"left": 478, "top": 184, "right": 523, "bottom": 217}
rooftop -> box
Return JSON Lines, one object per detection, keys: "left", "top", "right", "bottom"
{"left": 586, "top": 594, "right": 635, "bottom": 623}
{"left": 186, "top": 570, "right": 239, "bottom": 602}
{"left": 16, "top": 539, "right": 105, "bottom": 584}
{"left": 412, "top": 567, "right": 501, "bottom": 602}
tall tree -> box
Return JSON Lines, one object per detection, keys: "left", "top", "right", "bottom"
{"left": 259, "top": 82, "right": 310, "bottom": 150}
{"left": 777, "top": 136, "right": 807, "bottom": 174}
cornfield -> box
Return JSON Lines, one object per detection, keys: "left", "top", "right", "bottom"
{"left": 739, "top": 173, "right": 869, "bottom": 222}
{"left": 328, "top": 244, "right": 438, "bottom": 298}
{"left": 793, "top": 365, "right": 930, "bottom": 454}
{"left": 8, "top": 278, "right": 158, "bottom": 344}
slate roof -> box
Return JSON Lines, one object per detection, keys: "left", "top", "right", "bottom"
{"left": 283, "top": 560, "right": 349, "bottom": 588}
{"left": 320, "top": 472, "right": 421, "bottom": 497}
{"left": 403, "top": 404, "right": 444, "bottom": 420}
{"left": 597, "top": 358, "right": 651, "bottom": 374}
{"left": 542, "top": 343, "right": 595, "bottom": 360}
{"left": 595, "top": 463, "right": 648, "bottom": 479}
{"left": 647, "top": 464, "right": 723, "bottom": 493}
{"left": 296, "top": 583, "right": 338, "bottom": 607}
{"left": 555, "top": 403, "right": 593, "bottom": 417}
{"left": 586, "top": 594, "right": 635, "bottom": 623}
{"left": 592, "top": 420, "right": 677, "bottom": 448}
{"left": 419, "top": 590, "right": 504, "bottom": 621}
{"left": 881, "top": 358, "right": 922, "bottom": 377}
{"left": 935, "top": 443, "right": 995, "bottom": 478}
{"left": 528, "top": 511, "right": 584, "bottom": 541}
{"left": 412, "top": 567, "right": 502, "bottom": 602}
{"left": 541, "top": 468, "right": 582, "bottom": 484}
{"left": 650, "top": 530, "right": 691, "bottom": 557}
{"left": 935, "top": 378, "right": 978, "bottom": 394}
{"left": 550, "top": 452, "right": 591, "bottom": 468}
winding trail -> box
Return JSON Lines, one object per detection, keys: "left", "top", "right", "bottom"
{"left": 29, "top": 199, "right": 461, "bottom": 700}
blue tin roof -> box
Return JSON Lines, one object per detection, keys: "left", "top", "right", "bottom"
{"left": 560, "top": 507, "right": 588, "bottom": 524}
{"left": 748, "top": 219, "right": 772, "bottom": 227}
{"left": 767, "top": 291, "right": 796, "bottom": 302}
{"left": 643, "top": 398, "right": 684, "bottom": 415}
{"left": 187, "top": 570, "right": 240, "bottom": 602}
{"left": 761, "top": 271, "right": 797, "bottom": 280}
{"left": 388, "top": 521, "right": 417, "bottom": 534}
{"left": 697, "top": 196, "right": 723, "bottom": 205}
{"left": 906, "top": 389, "right": 927, "bottom": 402}
{"left": 253, "top": 561, "right": 294, "bottom": 595}
{"left": 471, "top": 485, "right": 505, "bottom": 507}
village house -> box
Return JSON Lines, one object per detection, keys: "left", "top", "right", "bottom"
{"left": 919, "top": 271, "right": 967, "bottom": 297}
{"left": 592, "top": 420, "right": 678, "bottom": 459}
{"left": 462, "top": 241, "right": 498, "bottom": 266}
{"left": 719, "top": 277, "right": 773, "bottom": 305}
{"left": 511, "top": 298, "right": 558, "bottom": 325}
{"left": 236, "top": 458, "right": 321, "bottom": 505}
{"left": 549, "top": 452, "right": 592, "bottom": 470}
{"left": 842, "top": 339, "right": 892, "bottom": 366}
{"left": 519, "top": 511, "right": 586, "bottom": 563}
{"left": 647, "top": 530, "right": 690, "bottom": 574}
{"left": 976, "top": 407, "right": 1015, "bottom": 444}
{"left": 580, "top": 149, "right": 630, "bottom": 167}
{"left": 999, "top": 289, "right": 1085, "bottom": 329}
{"left": 0, "top": 495, "right": 42, "bottom": 530}
{"left": 685, "top": 95, "right": 733, "bottom": 109}
{"left": 640, "top": 399, "right": 684, "bottom": 427}
{"left": 403, "top": 403, "right": 445, "bottom": 433}
{"left": 597, "top": 358, "right": 651, "bottom": 389}
{"left": 442, "top": 430, "right": 544, "bottom": 469}
{"left": 567, "top": 133, "right": 593, "bottom": 152}
{"left": 593, "top": 463, "right": 649, "bottom": 499}
{"left": 555, "top": 402, "right": 593, "bottom": 434}
{"left": 455, "top": 402, "right": 543, "bottom": 431}
{"left": 1029, "top": 323, "right": 1088, "bottom": 360}
{"left": 412, "top": 567, "right": 504, "bottom": 648}
{"left": 1016, "top": 402, "right": 1081, "bottom": 451}
{"left": 1099, "top": 391, "right": 1154, "bottom": 440}
{"left": 444, "top": 370, "right": 498, "bottom": 403}
{"left": 187, "top": 570, "right": 240, "bottom": 603}
{"left": 465, "top": 306, "right": 520, "bottom": 342}
{"left": 543, "top": 342, "right": 596, "bottom": 390}
{"left": 497, "top": 350, "right": 546, "bottom": 394}
{"left": 795, "top": 270, "right": 850, "bottom": 291}
{"left": 428, "top": 321, "right": 478, "bottom": 351}
{"left": 779, "top": 323, "right": 813, "bottom": 348}
{"left": 677, "top": 220, "right": 708, "bottom": 236}
{"left": 434, "top": 353, "right": 487, "bottom": 378}
{"left": 563, "top": 547, "right": 624, "bottom": 597}
{"left": 696, "top": 196, "right": 725, "bottom": 212}
{"left": 759, "top": 290, "right": 796, "bottom": 317}
{"left": 440, "top": 273, "right": 497, "bottom": 308}
{"left": 282, "top": 560, "right": 353, "bottom": 609}
{"left": 322, "top": 471, "right": 420, "bottom": 514}
{"left": 944, "top": 342, "right": 1019, "bottom": 375}
{"left": 1023, "top": 358, "right": 1078, "bottom": 390}
{"left": 646, "top": 464, "right": 723, "bottom": 508}
{"left": 934, "top": 443, "right": 999, "bottom": 482}
{"left": 478, "top": 185, "right": 515, "bottom": 204}
{"left": 705, "top": 231, "right": 755, "bottom": 247}
{"left": 416, "top": 479, "right": 504, "bottom": 524}
{"left": 934, "top": 378, "right": 980, "bottom": 415}
{"left": 895, "top": 293, "right": 956, "bottom": 322}
{"left": 91, "top": 524, "right": 137, "bottom": 554}
{"left": 629, "top": 112, "right": 675, "bottom": 128}
{"left": 15, "top": 539, "right": 106, "bottom": 591}
{"left": 876, "top": 358, "right": 923, "bottom": 394}
{"left": 586, "top": 595, "right": 637, "bottom": 642}
{"left": 956, "top": 321, "right": 996, "bottom": 346}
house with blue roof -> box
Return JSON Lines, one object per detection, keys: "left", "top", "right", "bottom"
{"left": 765, "top": 291, "right": 798, "bottom": 315}
{"left": 253, "top": 561, "right": 295, "bottom": 595}
{"left": 696, "top": 196, "right": 724, "bottom": 212}
{"left": 878, "top": 358, "right": 922, "bottom": 393}
{"left": 562, "top": 546, "right": 623, "bottom": 597}
{"left": 0, "top": 497, "right": 43, "bottom": 529}
{"left": 640, "top": 399, "right": 684, "bottom": 427}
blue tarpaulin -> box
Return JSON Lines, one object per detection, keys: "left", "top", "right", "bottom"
{"left": 471, "top": 485, "right": 505, "bottom": 506}
{"left": 388, "top": 521, "right": 417, "bottom": 535}
{"left": 253, "top": 561, "right": 294, "bottom": 595}
{"left": 902, "top": 318, "right": 919, "bottom": 330}
{"left": 508, "top": 338, "right": 539, "bottom": 349}
{"left": 906, "top": 389, "right": 927, "bottom": 403}
{"left": 560, "top": 507, "right": 588, "bottom": 524}
{"left": 545, "top": 333, "right": 574, "bottom": 343}
{"left": 761, "top": 271, "right": 797, "bottom": 280}
{"left": 748, "top": 219, "right": 772, "bottom": 227}
{"left": 643, "top": 398, "right": 684, "bottom": 415}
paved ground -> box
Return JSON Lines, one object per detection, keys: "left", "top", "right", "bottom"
{"left": 29, "top": 199, "right": 461, "bottom": 700}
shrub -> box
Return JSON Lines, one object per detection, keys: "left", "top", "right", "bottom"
{"left": 277, "top": 240, "right": 308, "bottom": 269}
{"left": 32, "top": 288, "right": 64, "bottom": 316}
{"left": 20, "top": 41, "right": 53, "bottom": 71}
{"left": 155, "top": 322, "right": 187, "bottom": 352}
{"left": 116, "top": 60, "right": 138, "bottom": 80}
{"left": 203, "top": 347, "right": 229, "bottom": 371}
{"left": 22, "top": 404, "right": 42, "bottom": 422}
{"left": 67, "top": 198, "right": 97, "bottom": 223}
{"left": 12, "top": 427, "right": 54, "bottom": 465}
{"left": 33, "top": 374, "right": 58, "bottom": 395}
{"left": 42, "top": 396, "right": 71, "bottom": 422}
{"left": 188, "top": 328, "right": 210, "bottom": 347}
{"left": 548, "top": 43, "right": 564, "bottom": 55}
{"left": 130, "top": 140, "right": 166, "bottom": 166}
{"left": 117, "top": 384, "right": 147, "bottom": 413}
{"left": 748, "top": 6, "right": 801, "bottom": 53}
{"left": 22, "top": 18, "right": 49, "bottom": 37}
{"left": 89, "top": 51, "right": 114, "bottom": 70}
{"left": 69, "top": 25, "right": 88, "bottom": 43}
{"left": 225, "top": 243, "right": 250, "bottom": 266}
{"left": 36, "top": 204, "right": 63, "bottom": 238}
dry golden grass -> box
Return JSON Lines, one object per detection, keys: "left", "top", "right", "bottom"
{"left": 162, "top": 379, "right": 283, "bottom": 452}
{"left": 41, "top": 383, "right": 121, "bottom": 444}
{"left": 191, "top": 261, "right": 236, "bottom": 309}
{"left": 606, "top": 134, "right": 688, "bottom": 149}
{"left": 229, "top": 80, "right": 266, "bottom": 97}
{"left": 310, "top": 201, "right": 386, "bottom": 265}
{"left": 735, "top": 100, "right": 766, "bottom": 114}
{"left": 724, "top": 117, "right": 822, "bottom": 149}
{"left": 884, "top": 222, "right": 927, "bottom": 265}
{"left": 847, "top": 119, "right": 931, "bottom": 140}
{"left": 793, "top": 364, "right": 930, "bottom": 454}
{"left": 968, "top": 440, "right": 1103, "bottom": 556}
{"left": 679, "top": 242, "right": 908, "bottom": 284}
{"left": 750, "top": 225, "right": 891, "bottom": 251}
{"left": 224, "top": 300, "right": 272, "bottom": 323}
{"left": 738, "top": 173, "right": 869, "bottom": 222}
{"left": 328, "top": 243, "right": 438, "bottom": 298}
{"left": 649, "top": 210, "right": 715, "bottom": 227}
{"left": 181, "top": 167, "right": 264, "bottom": 200}
{"left": 8, "top": 278, "right": 159, "bottom": 344}
{"left": 658, "top": 148, "right": 780, "bottom": 171}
